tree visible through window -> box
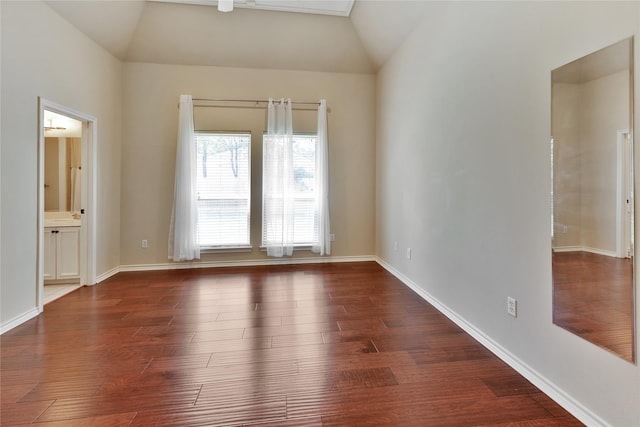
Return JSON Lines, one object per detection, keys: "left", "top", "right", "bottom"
{"left": 195, "top": 133, "right": 251, "bottom": 248}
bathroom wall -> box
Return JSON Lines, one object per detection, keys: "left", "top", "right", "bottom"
{"left": 44, "top": 137, "right": 61, "bottom": 211}
{"left": 44, "top": 137, "right": 81, "bottom": 212}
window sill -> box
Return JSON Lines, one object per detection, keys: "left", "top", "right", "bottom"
{"left": 259, "top": 245, "right": 314, "bottom": 252}
{"left": 200, "top": 245, "right": 253, "bottom": 254}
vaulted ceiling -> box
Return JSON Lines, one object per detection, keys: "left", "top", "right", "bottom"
{"left": 43, "top": 0, "right": 429, "bottom": 73}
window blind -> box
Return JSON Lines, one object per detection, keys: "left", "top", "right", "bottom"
{"left": 262, "top": 134, "right": 318, "bottom": 246}
{"left": 195, "top": 133, "right": 251, "bottom": 248}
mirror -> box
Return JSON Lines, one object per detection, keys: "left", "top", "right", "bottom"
{"left": 44, "top": 110, "right": 83, "bottom": 212}
{"left": 551, "top": 37, "right": 635, "bottom": 363}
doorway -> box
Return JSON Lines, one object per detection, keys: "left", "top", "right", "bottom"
{"left": 616, "top": 129, "right": 633, "bottom": 258}
{"left": 37, "top": 98, "right": 97, "bottom": 310}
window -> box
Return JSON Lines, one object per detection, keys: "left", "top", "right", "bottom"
{"left": 262, "top": 134, "right": 318, "bottom": 247}
{"left": 195, "top": 132, "right": 251, "bottom": 248}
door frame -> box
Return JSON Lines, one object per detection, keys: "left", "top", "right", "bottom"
{"left": 37, "top": 98, "right": 97, "bottom": 311}
{"left": 616, "top": 129, "right": 633, "bottom": 258}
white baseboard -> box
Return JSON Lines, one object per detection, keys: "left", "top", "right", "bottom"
{"left": 119, "top": 255, "right": 376, "bottom": 272}
{"left": 0, "top": 307, "right": 40, "bottom": 334}
{"left": 95, "top": 266, "right": 120, "bottom": 284}
{"left": 552, "top": 245, "right": 617, "bottom": 258}
{"left": 374, "top": 256, "right": 608, "bottom": 427}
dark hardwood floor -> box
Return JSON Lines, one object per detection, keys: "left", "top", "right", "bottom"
{"left": 552, "top": 251, "right": 634, "bottom": 362}
{"left": 1, "top": 262, "right": 582, "bottom": 426}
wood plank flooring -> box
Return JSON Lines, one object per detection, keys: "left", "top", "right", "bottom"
{"left": 1, "top": 262, "right": 583, "bottom": 426}
{"left": 552, "top": 251, "right": 635, "bottom": 362}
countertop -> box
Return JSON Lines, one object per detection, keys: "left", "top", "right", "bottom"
{"left": 44, "top": 211, "right": 81, "bottom": 228}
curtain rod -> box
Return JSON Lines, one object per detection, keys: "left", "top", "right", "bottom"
{"left": 192, "top": 98, "right": 321, "bottom": 106}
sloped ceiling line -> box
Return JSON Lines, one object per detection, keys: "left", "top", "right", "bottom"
{"left": 43, "top": 0, "right": 428, "bottom": 73}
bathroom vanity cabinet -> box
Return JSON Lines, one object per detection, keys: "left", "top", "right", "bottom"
{"left": 44, "top": 227, "right": 80, "bottom": 283}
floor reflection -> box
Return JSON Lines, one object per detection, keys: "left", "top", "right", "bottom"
{"left": 552, "top": 251, "right": 634, "bottom": 361}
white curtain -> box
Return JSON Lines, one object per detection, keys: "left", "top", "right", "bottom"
{"left": 168, "top": 94, "right": 200, "bottom": 261}
{"left": 263, "top": 98, "right": 294, "bottom": 257}
{"left": 68, "top": 137, "right": 82, "bottom": 214}
{"left": 312, "top": 99, "right": 331, "bottom": 255}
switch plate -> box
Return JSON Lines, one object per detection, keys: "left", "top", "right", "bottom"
{"left": 406, "top": 248, "right": 411, "bottom": 260}
{"left": 141, "top": 239, "right": 148, "bottom": 248}
{"left": 507, "top": 297, "right": 517, "bottom": 317}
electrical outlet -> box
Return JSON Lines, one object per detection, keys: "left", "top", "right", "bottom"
{"left": 141, "top": 239, "right": 148, "bottom": 248}
{"left": 330, "top": 234, "right": 335, "bottom": 242}
{"left": 406, "top": 248, "right": 411, "bottom": 260}
{"left": 507, "top": 297, "right": 517, "bottom": 317}
{"left": 393, "top": 241, "right": 398, "bottom": 251}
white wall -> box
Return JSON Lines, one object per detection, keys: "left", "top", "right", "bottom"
{"left": 376, "top": 2, "right": 639, "bottom": 426}
{"left": 581, "top": 71, "right": 629, "bottom": 252}
{"left": 552, "top": 82, "right": 583, "bottom": 247}
{"left": 1, "top": 1, "right": 122, "bottom": 328}
{"left": 2, "top": 1, "right": 638, "bottom": 424}
{"left": 553, "top": 70, "right": 629, "bottom": 253}
{"left": 120, "top": 63, "right": 376, "bottom": 267}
